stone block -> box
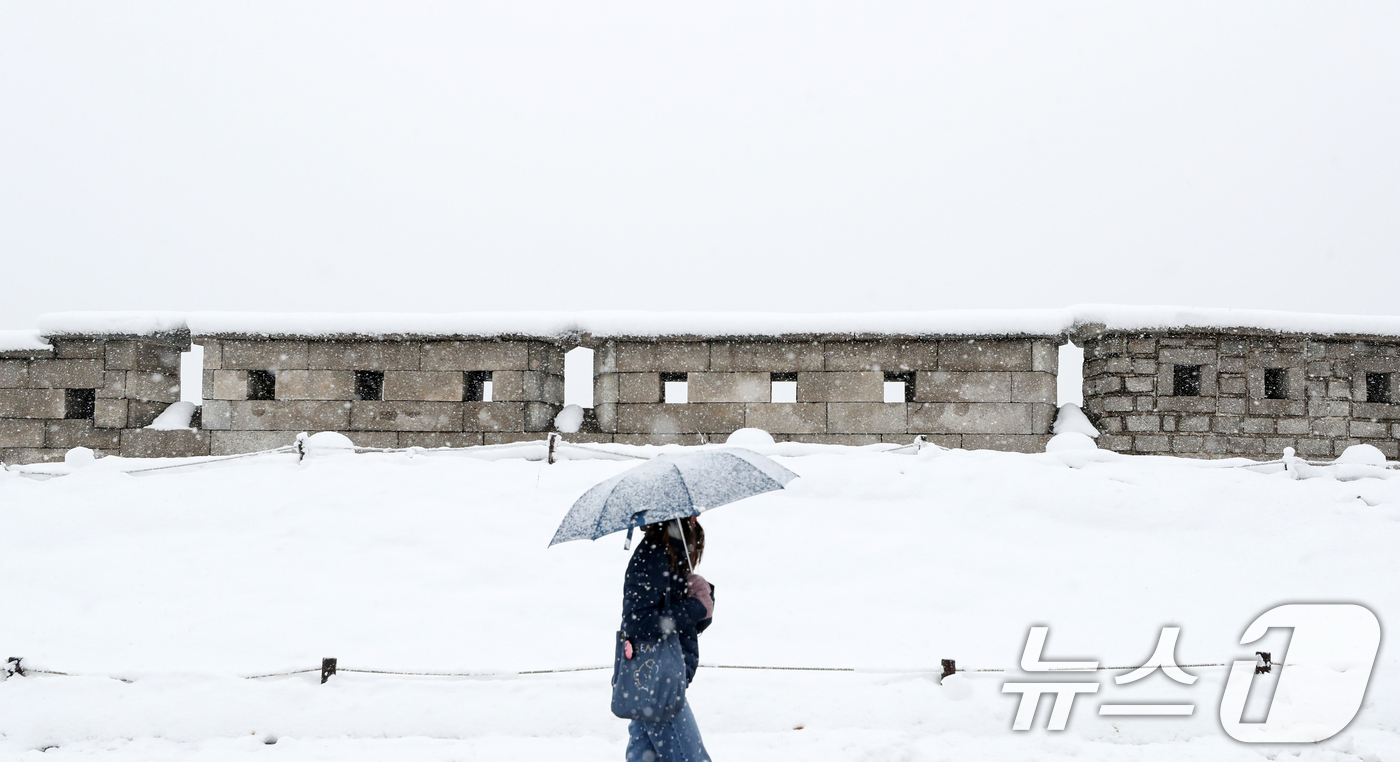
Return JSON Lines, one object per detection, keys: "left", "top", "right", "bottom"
{"left": 94, "top": 399, "right": 128, "bottom": 429}
{"left": 51, "top": 338, "right": 104, "bottom": 359}
{"left": 26, "top": 359, "right": 106, "bottom": 389}
{"left": 1097, "top": 416, "right": 1123, "bottom": 433}
{"left": 1132, "top": 359, "right": 1157, "bottom": 374}
{"left": 1177, "top": 415, "right": 1211, "bottom": 432}
{"left": 105, "top": 341, "right": 182, "bottom": 372}
{"left": 1125, "top": 415, "right": 1160, "bottom": 432}
{"left": 462, "top": 402, "right": 527, "bottom": 432}
{"left": 126, "top": 371, "right": 182, "bottom": 403}
{"left": 613, "top": 433, "right": 707, "bottom": 446}
{"left": 1101, "top": 395, "right": 1135, "bottom": 413}
{"left": 524, "top": 372, "right": 566, "bottom": 405}
{"left": 233, "top": 401, "right": 352, "bottom": 431}
{"left": 384, "top": 371, "right": 464, "bottom": 401}
{"left": 98, "top": 371, "right": 127, "bottom": 399}
{"left": 1012, "top": 372, "right": 1056, "bottom": 404}
{"left": 616, "top": 373, "right": 662, "bottom": 404}
{"left": 120, "top": 429, "right": 211, "bottom": 458}
{"left": 204, "top": 370, "right": 247, "bottom": 400}
{"left": 1201, "top": 435, "right": 1227, "bottom": 454}
{"left": 1211, "top": 416, "right": 1242, "bottom": 434}
{"left": 1128, "top": 338, "right": 1158, "bottom": 355}
{"left": 744, "top": 403, "right": 827, "bottom": 434}
{"left": 345, "top": 401, "right": 463, "bottom": 432}
{"left": 219, "top": 340, "right": 310, "bottom": 371}
{"left": 1311, "top": 418, "right": 1347, "bottom": 437}
{"left": 1217, "top": 397, "right": 1246, "bottom": 415}
{"left": 614, "top": 341, "right": 711, "bottom": 373}
{"left": 210, "top": 430, "right": 300, "bottom": 455}
{"left": 1262, "top": 438, "right": 1297, "bottom": 454}
{"left": 0, "top": 419, "right": 45, "bottom": 448}
{"left": 937, "top": 341, "right": 1032, "bottom": 372}
{"left": 1311, "top": 399, "right": 1355, "bottom": 417}
{"left": 1218, "top": 376, "right": 1247, "bottom": 395}
{"left": 593, "top": 342, "right": 618, "bottom": 375}
{"left": 525, "top": 402, "right": 561, "bottom": 432}
{"left": 826, "top": 402, "right": 907, "bottom": 434}
{"left": 1225, "top": 437, "right": 1264, "bottom": 455}
{"left": 200, "top": 340, "right": 222, "bottom": 370}
{"left": 1124, "top": 376, "right": 1155, "bottom": 393}
{"left": 1171, "top": 435, "right": 1204, "bottom": 453}
{"left": 1275, "top": 418, "right": 1310, "bottom": 435}
{"left": 1248, "top": 399, "right": 1306, "bottom": 417}
{"left": 397, "top": 431, "right": 485, "bottom": 448}
{"left": 1350, "top": 420, "right": 1388, "bottom": 438}
{"left": 799, "top": 372, "right": 884, "bottom": 403}
{"left": 274, "top": 370, "right": 356, "bottom": 400}
{"left": 710, "top": 341, "right": 823, "bottom": 372}
{"left": 594, "top": 402, "right": 618, "bottom": 432}
{"left": 1326, "top": 380, "right": 1351, "bottom": 399}
{"left": 1101, "top": 357, "right": 1132, "bottom": 374}
{"left": 1161, "top": 415, "right": 1178, "bottom": 432}
{"left": 615, "top": 403, "right": 745, "bottom": 434}
{"left": 0, "top": 360, "right": 27, "bottom": 388}
{"left": 202, "top": 400, "right": 232, "bottom": 430}
{"left": 309, "top": 341, "right": 420, "bottom": 371}
{"left": 824, "top": 341, "right": 938, "bottom": 372}
{"left": 1134, "top": 435, "right": 1171, "bottom": 452}
{"left": 529, "top": 343, "right": 566, "bottom": 375}
{"left": 555, "top": 432, "right": 617, "bottom": 445}
{"left": 689, "top": 372, "right": 772, "bottom": 403}
{"left": 1096, "top": 434, "right": 1131, "bottom": 452}
{"left": 594, "top": 373, "right": 619, "bottom": 405}
{"left": 1032, "top": 341, "right": 1058, "bottom": 373}
{"left": 127, "top": 401, "right": 169, "bottom": 428}
{"left": 0, "top": 389, "right": 66, "bottom": 418}
{"left": 44, "top": 420, "right": 122, "bottom": 450}
{"left": 1242, "top": 417, "right": 1275, "bottom": 434}
{"left": 914, "top": 372, "right": 1010, "bottom": 403}
{"left": 1350, "top": 402, "right": 1400, "bottom": 420}
{"left": 908, "top": 402, "right": 1033, "bottom": 435}
{"left": 421, "top": 341, "right": 530, "bottom": 371}
{"left": 1, "top": 448, "right": 69, "bottom": 465}
{"left": 1086, "top": 375, "right": 1122, "bottom": 394}
{"left": 962, "top": 434, "right": 1052, "bottom": 453}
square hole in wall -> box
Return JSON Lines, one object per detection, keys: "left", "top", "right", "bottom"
{"left": 884, "top": 371, "right": 915, "bottom": 403}
{"left": 355, "top": 370, "right": 385, "bottom": 401}
{"left": 1264, "top": 368, "right": 1288, "bottom": 400}
{"left": 1367, "top": 372, "right": 1392, "bottom": 404}
{"left": 1173, "top": 365, "right": 1201, "bottom": 397}
{"left": 771, "top": 372, "right": 797, "bottom": 403}
{"left": 247, "top": 370, "right": 277, "bottom": 401}
{"left": 661, "top": 372, "right": 688, "bottom": 404}
{"left": 64, "top": 388, "right": 96, "bottom": 420}
{"left": 465, "top": 371, "right": 493, "bottom": 402}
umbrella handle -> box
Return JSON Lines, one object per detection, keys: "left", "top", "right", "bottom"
{"left": 674, "top": 518, "right": 693, "bottom": 570}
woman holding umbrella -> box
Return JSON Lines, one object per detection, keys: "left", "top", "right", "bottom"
{"left": 621, "top": 517, "right": 714, "bottom": 762}
{"left": 548, "top": 447, "right": 798, "bottom": 762}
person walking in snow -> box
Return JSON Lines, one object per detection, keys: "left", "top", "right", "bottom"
{"left": 621, "top": 517, "right": 714, "bottom": 762}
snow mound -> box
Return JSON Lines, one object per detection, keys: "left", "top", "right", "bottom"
{"left": 940, "top": 673, "right": 974, "bottom": 701}
{"left": 725, "top": 428, "right": 776, "bottom": 447}
{"left": 1336, "top": 444, "right": 1388, "bottom": 466}
{"left": 1046, "top": 432, "right": 1098, "bottom": 452}
{"left": 147, "top": 402, "right": 197, "bottom": 431}
{"left": 301, "top": 431, "right": 355, "bottom": 456}
{"left": 64, "top": 447, "right": 97, "bottom": 467}
{"left": 554, "top": 405, "right": 585, "bottom": 434}
{"left": 1052, "top": 404, "right": 1099, "bottom": 438}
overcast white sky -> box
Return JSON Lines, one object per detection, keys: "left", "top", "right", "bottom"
{"left": 2, "top": 2, "right": 1398, "bottom": 330}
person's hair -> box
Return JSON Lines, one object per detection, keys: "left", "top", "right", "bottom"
{"left": 641, "top": 519, "right": 704, "bottom": 573}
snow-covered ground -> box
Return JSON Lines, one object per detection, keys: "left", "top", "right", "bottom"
{"left": 2, "top": 440, "right": 1397, "bottom": 760}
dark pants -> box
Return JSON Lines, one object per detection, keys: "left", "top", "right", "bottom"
{"left": 626, "top": 699, "right": 710, "bottom": 762}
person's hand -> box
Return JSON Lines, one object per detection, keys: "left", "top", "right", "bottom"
{"left": 686, "top": 573, "right": 714, "bottom": 619}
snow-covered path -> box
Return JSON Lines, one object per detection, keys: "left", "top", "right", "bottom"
{"left": 2, "top": 444, "right": 1397, "bottom": 760}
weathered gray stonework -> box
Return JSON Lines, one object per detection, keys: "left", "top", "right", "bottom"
{"left": 1078, "top": 326, "right": 1400, "bottom": 459}
{"left": 196, "top": 336, "right": 565, "bottom": 454}
{"left": 1, "top": 332, "right": 197, "bottom": 464}
{"left": 589, "top": 338, "right": 1059, "bottom": 451}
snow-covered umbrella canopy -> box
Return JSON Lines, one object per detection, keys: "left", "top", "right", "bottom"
{"left": 549, "top": 448, "right": 798, "bottom": 547}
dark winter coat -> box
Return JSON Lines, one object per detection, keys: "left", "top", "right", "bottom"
{"left": 621, "top": 536, "right": 713, "bottom": 684}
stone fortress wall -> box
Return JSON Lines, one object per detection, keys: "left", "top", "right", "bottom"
{"left": 4, "top": 308, "right": 1400, "bottom": 464}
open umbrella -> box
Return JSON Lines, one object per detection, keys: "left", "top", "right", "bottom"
{"left": 549, "top": 447, "right": 798, "bottom": 552}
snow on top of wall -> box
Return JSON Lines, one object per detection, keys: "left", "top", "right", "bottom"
{"left": 37, "top": 311, "right": 189, "bottom": 337}
{"left": 0, "top": 329, "right": 52, "bottom": 353}
{"left": 27, "top": 305, "right": 1400, "bottom": 340}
